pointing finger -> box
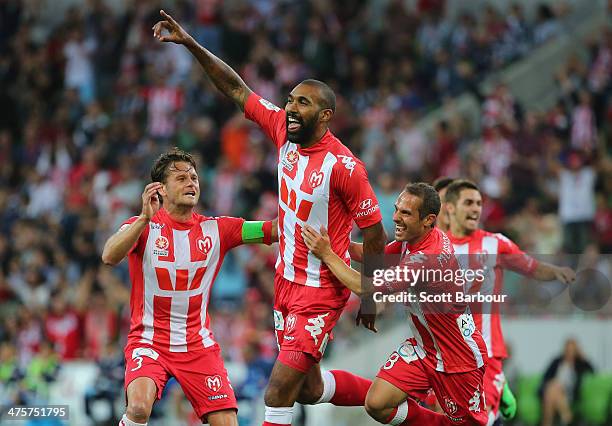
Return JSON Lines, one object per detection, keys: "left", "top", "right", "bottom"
{"left": 160, "top": 9, "right": 178, "bottom": 25}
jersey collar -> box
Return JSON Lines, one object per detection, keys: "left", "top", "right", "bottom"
{"left": 158, "top": 208, "right": 199, "bottom": 230}
{"left": 446, "top": 228, "right": 481, "bottom": 244}
{"left": 297, "top": 129, "right": 333, "bottom": 154}
{"left": 405, "top": 227, "right": 436, "bottom": 252}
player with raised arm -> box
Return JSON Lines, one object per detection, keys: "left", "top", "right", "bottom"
{"left": 102, "top": 149, "right": 276, "bottom": 426}
{"left": 152, "top": 10, "right": 387, "bottom": 426}
{"left": 303, "top": 183, "right": 489, "bottom": 425}
{"left": 444, "top": 179, "right": 576, "bottom": 424}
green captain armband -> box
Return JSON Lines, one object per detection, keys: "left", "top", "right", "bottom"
{"left": 242, "top": 220, "right": 273, "bottom": 245}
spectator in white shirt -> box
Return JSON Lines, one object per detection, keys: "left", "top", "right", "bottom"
{"left": 557, "top": 152, "right": 596, "bottom": 253}
{"left": 63, "top": 28, "right": 97, "bottom": 104}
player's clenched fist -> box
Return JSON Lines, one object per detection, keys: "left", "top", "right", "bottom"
{"left": 152, "top": 10, "right": 193, "bottom": 45}
{"left": 141, "top": 182, "right": 162, "bottom": 220}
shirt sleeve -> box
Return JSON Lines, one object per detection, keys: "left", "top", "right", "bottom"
{"left": 217, "top": 216, "right": 247, "bottom": 252}
{"left": 244, "top": 92, "right": 286, "bottom": 149}
{"left": 385, "top": 241, "right": 403, "bottom": 254}
{"left": 120, "top": 216, "right": 147, "bottom": 256}
{"left": 496, "top": 233, "right": 538, "bottom": 275}
{"left": 332, "top": 156, "right": 383, "bottom": 229}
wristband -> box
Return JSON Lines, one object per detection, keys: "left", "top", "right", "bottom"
{"left": 262, "top": 220, "right": 273, "bottom": 245}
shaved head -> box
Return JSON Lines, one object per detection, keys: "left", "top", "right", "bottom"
{"left": 300, "top": 79, "right": 336, "bottom": 113}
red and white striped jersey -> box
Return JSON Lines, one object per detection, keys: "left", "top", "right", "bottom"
{"left": 245, "top": 93, "right": 382, "bottom": 288}
{"left": 385, "top": 228, "right": 488, "bottom": 373}
{"left": 122, "top": 209, "right": 244, "bottom": 353}
{"left": 447, "top": 229, "right": 538, "bottom": 359}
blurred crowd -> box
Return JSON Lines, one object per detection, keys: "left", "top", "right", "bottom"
{"left": 0, "top": 0, "right": 611, "bottom": 424}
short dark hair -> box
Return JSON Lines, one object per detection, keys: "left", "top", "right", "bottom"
{"left": 445, "top": 179, "right": 480, "bottom": 205}
{"left": 432, "top": 176, "right": 455, "bottom": 192}
{"left": 301, "top": 79, "right": 336, "bottom": 113}
{"left": 403, "top": 182, "right": 440, "bottom": 220}
{"left": 151, "top": 148, "right": 197, "bottom": 183}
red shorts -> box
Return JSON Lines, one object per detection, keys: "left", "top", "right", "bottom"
{"left": 483, "top": 356, "right": 505, "bottom": 416}
{"left": 123, "top": 343, "right": 237, "bottom": 420}
{"left": 273, "top": 275, "right": 351, "bottom": 371}
{"left": 377, "top": 339, "right": 488, "bottom": 425}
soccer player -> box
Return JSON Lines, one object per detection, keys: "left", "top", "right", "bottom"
{"left": 433, "top": 177, "right": 454, "bottom": 233}
{"left": 444, "top": 179, "right": 576, "bottom": 424}
{"left": 102, "top": 149, "right": 276, "bottom": 426}
{"left": 303, "top": 183, "right": 489, "bottom": 425}
{"left": 152, "top": 11, "right": 387, "bottom": 426}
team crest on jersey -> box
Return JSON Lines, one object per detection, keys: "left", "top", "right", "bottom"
{"left": 153, "top": 236, "right": 169, "bottom": 256}
{"left": 285, "top": 314, "right": 297, "bottom": 334}
{"left": 476, "top": 250, "right": 489, "bottom": 268}
{"left": 444, "top": 397, "right": 458, "bottom": 415}
{"left": 197, "top": 236, "right": 213, "bottom": 257}
{"left": 282, "top": 150, "right": 299, "bottom": 171}
{"left": 206, "top": 375, "right": 223, "bottom": 392}
{"left": 309, "top": 170, "right": 324, "bottom": 189}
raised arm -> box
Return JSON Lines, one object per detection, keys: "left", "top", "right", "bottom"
{"left": 153, "top": 10, "right": 252, "bottom": 111}
{"left": 102, "top": 182, "right": 161, "bottom": 265}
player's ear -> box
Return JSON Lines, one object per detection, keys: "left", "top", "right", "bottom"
{"left": 424, "top": 214, "right": 437, "bottom": 228}
{"left": 446, "top": 202, "right": 455, "bottom": 215}
{"left": 318, "top": 108, "right": 333, "bottom": 124}
{"left": 158, "top": 184, "right": 167, "bottom": 197}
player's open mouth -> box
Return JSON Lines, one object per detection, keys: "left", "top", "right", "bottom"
{"left": 184, "top": 191, "right": 196, "bottom": 197}
{"left": 287, "top": 116, "right": 302, "bottom": 132}
{"left": 466, "top": 215, "right": 479, "bottom": 224}
{"left": 395, "top": 224, "right": 406, "bottom": 233}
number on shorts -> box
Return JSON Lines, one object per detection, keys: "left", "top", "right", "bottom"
{"left": 383, "top": 352, "right": 400, "bottom": 370}
{"left": 469, "top": 387, "right": 484, "bottom": 413}
{"left": 131, "top": 356, "right": 143, "bottom": 371}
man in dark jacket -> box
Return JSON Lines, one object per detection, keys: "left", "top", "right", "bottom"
{"left": 539, "top": 338, "right": 594, "bottom": 426}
